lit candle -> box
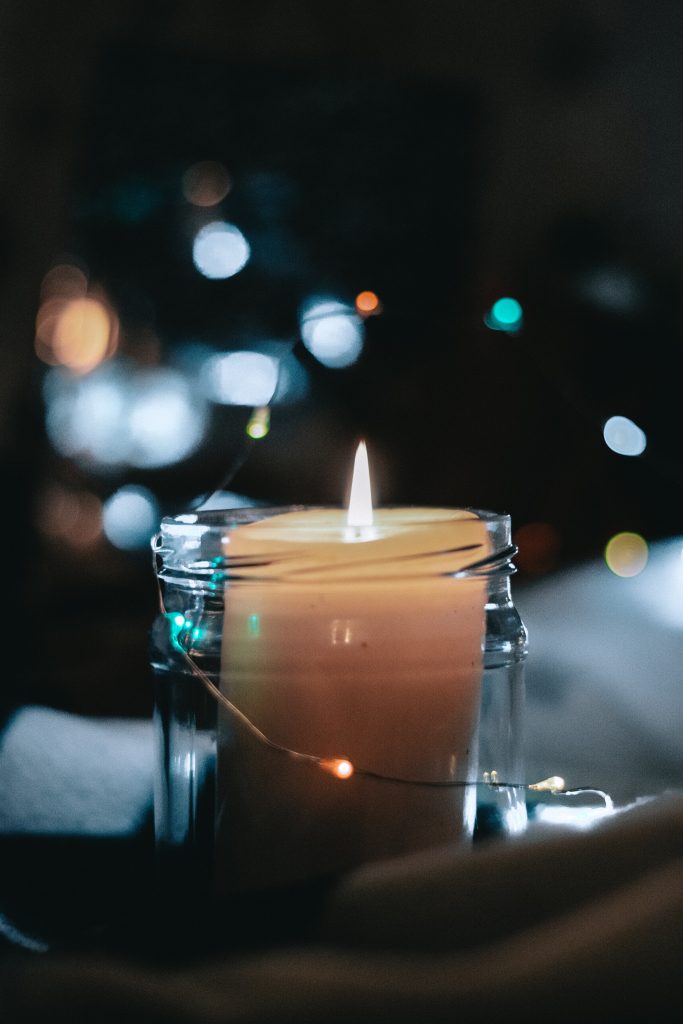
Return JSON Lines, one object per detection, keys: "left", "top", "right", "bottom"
{"left": 216, "top": 444, "right": 490, "bottom": 891}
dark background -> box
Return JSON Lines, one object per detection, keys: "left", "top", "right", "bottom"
{"left": 1, "top": 0, "right": 681, "bottom": 720}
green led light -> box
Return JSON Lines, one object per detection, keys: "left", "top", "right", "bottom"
{"left": 166, "top": 612, "right": 185, "bottom": 653}
{"left": 166, "top": 613, "right": 195, "bottom": 652}
{"left": 492, "top": 297, "right": 522, "bottom": 325}
{"left": 485, "top": 296, "right": 523, "bottom": 333}
{"left": 248, "top": 613, "right": 261, "bottom": 637}
{"left": 246, "top": 406, "right": 270, "bottom": 439}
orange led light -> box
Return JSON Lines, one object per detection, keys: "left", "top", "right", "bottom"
{"left": 355, "top": 290, "right": 382, "bottom": 316}
{"left": 319, "top": 757, "right": 355, "bottom": 780}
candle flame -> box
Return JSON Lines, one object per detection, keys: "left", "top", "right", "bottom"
{"left": 347, "top": 441, "right": 374, "bottom": 528}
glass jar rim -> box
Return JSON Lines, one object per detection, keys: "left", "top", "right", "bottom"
{"left": 153, "top": 505, "right": 516, "bottom": 586}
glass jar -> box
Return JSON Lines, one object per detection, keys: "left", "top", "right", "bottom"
{"left": 151, "top": 506, "right": 527, "bottom": 896}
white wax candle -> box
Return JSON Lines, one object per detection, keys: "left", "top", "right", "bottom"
{"left": 216, "top": 457, "right": 490, "bottom": 891}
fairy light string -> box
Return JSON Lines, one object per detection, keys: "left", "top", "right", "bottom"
{"left": 153, "top": 562, "right": 610, "bottom": 805}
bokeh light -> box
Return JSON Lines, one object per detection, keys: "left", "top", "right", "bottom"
{"left": 484, "top": 296, "right": 523, "bottom": 333}
{"left": 52, "top": 297, "right": 117, "bottom": 374}
{"left": 35, "top": 300, "right": 70, "bottom": 366}
{"left": 200, "top": 351, "right": 279, "bottom": 406}
{"left": 127, "top": 369, "right": 207, "bottom": 468}
{"left": 603, "top": 415, "right": 647, "bottom": 457}
{"left": 514, "top": 522, "right": 561, "bottom": 575}
{"left": 112, "top": 179, "right": 161, "bottom": 223}
{"left": 36, "top": 265, "right": 119, "bottom": 374}
{"left": 102, "top": 485, "right": 159, "bottom": 551}
{"left": 272, "top": 352, "right": 310, "bottom": 404}
{"left": 300, "top": 298, "right": 364, "bottom": 368}
{"left": 192, "top": 221, "right": 250, "bottom": 279}
{"left": 355, "top": 290, "right": 382, "bottom": 317}
{"left": 45, "top": 366, "right": 128, "bottom": 465}
{"left": 246, "top": 406, "right": 271, "bottom": 439}
{"left": 605, "top": 532, "right": 649, "bottom": 578}
{"left": 578, "top": 267, "right": 642, "bottom": 315}
{"left": 40, "top": 263, "right": 88, "bottom": 301}
{"left": 44, "top": 363, "right": 207, "bottom": 469}
{"left": 182, "top": 160, "right": 232, "bottom": 207}
{"left": 35, "top": 485, "right": 103, "bottom": 550}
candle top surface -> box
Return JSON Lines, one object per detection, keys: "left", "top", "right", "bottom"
{"left": 228, "top": 506, "right": 476, "bottom": 539}
{"left": 222, "top": 507, "right": 492, "bottom": 580}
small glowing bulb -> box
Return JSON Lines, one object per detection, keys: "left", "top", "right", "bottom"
{"left": 246, "top": 406, "right": 270, "bottom": 439}
{"left": 319, "top": 757, "right": 355, "bottom": 780}
{"left": 355, "top": 290, "right": 382, "bottom": 316}
{"left": 529, "top": 776, "right": 566, "bottom": 793}
{"left": 484, "top": 296, "right": 523, "bottom": 333}
{"left": 347, "top": 441, "right": 373, "bottom": 528}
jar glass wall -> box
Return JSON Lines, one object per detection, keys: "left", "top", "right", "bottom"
{"left": 151, "top": 507, "right": 527, "bottom": 895}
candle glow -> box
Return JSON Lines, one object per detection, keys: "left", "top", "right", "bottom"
{"left": 216, "top": 444, "right": 492, "bottom": 890}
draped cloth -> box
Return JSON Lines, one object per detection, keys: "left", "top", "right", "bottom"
{"left": 2, "top": 793, "right": 681, "bottom": 1023}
